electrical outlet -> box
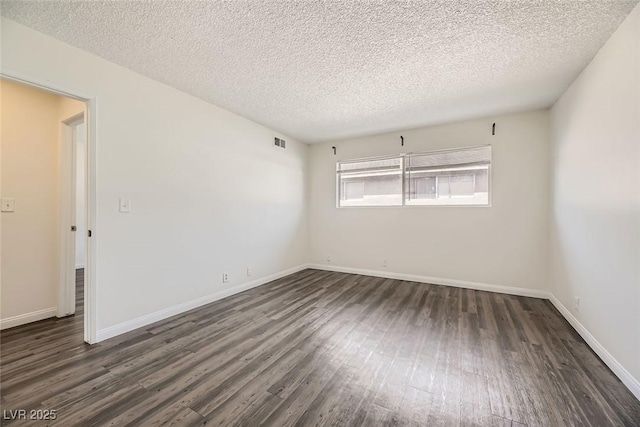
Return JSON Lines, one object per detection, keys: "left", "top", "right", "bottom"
{"left": 247, "top": 267, "right": 252, "bottom": 277}
{"left": 222, "top": 273, "right": 229, "bottom": 283}
{"left": 119, "top": 198, "right": 131, "bottom": 213}
{"left": 326, "top": 254, "right": 332, "bottom": 263}
{"left": 382, "top": 259, "right": 388, "bottom": 268}
{"left": 574, "top": 297, "right": 580, "bottom": 313}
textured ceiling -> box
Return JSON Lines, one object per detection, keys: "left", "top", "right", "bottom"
{"left": 1, "top": 1, "right": 637, "bottom": 143}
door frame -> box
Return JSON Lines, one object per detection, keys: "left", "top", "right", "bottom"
{"left": 1, "top": 71, "right": 98, "bottom": 344}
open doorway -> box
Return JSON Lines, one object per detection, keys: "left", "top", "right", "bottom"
{"left": 0, "top": 77, "right": 95, "bottom": 343}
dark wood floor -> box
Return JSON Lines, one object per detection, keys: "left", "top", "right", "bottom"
{"left": 1, "top": 269, "right": 639, "bottom": 426}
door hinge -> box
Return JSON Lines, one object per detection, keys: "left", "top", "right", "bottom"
{"left": 71, "top": 225, "right": 77, "bottom": 231}
{"left": 88, "top": 230, "right": 92, "bottom": 237}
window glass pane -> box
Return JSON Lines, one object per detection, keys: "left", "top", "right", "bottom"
{"left": 437, "top": 176, "right": 450, "bottom": 197}
{"left": 338, "top": 157, "right": 402, "bottom": 207}
{"left": 405, "top": 146, "right": 490, "bottom": 206}
{"left": 450, "top": 175, "right": 475, "bottom": 196}
{"left": 412, "top": 176, "right": 436, "bottom": 199}
{"left": 343, "top": 181, "right": 364, "bottom": 200}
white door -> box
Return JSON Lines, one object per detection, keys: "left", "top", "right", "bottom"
{"left": 75, "top": 123, "right": 86, "bottom": 269}
{"left": 59, "top": 117, "right": 84, "bottom": 317}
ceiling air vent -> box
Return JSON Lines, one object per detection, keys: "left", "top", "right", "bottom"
{"left": 274, "top": 137, "right": 286, "bottom": 148}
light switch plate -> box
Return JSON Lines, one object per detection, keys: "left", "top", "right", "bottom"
{"left": 119, "top": 198, "right": 131, "bottom": 213}
{"left": 1, "top": 198, "right": 15, "bottom": 212}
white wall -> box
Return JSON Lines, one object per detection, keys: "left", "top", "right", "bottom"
{"left": 1, "top": 18, "right": 309, "bottom": 333}
{"left": 1, "top": 79, "right": 61, "bottom": 323}
{"left": 550, "top": 3, "right": 640, "bottom": 387}
{"left": 309, "top": 110, "right": 550, "bottom": 292}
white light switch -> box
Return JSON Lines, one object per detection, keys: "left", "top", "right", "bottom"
{"left": 1, "top": 198, "right": 15, "bottom": 212}
{"left": 119, "top": 198, "right": 131, "bottom": 213}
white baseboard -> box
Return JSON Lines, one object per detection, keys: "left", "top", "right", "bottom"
{"left": 0, "top": 307, "right": 57, "bottom": 330}
{"left": 548, "top": 294, "right": 640, "bottom": 400}
{"left": 306, "top": 263, "right": 549, "bottom": 299}
{"left": 96, "top": 264, "right": 308, "bottom": 342}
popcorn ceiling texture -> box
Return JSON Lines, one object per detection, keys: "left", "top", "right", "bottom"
{"left": 2, "top": 1, "right": 637, "bottom": 143}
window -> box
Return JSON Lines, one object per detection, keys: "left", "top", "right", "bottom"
{"left": 405, "top": 146, "right": 490, "bottom": 206}
{"left": 337, "top": 157, "right": 402, "bottom": 207}
{"left": 337, "top": 145, "right": 491, "bottom": 207}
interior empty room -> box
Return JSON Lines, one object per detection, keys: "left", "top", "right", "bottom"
{"left": 0, "top": 1, "right": 639, "bottom": 426}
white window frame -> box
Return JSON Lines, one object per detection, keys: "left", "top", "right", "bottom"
{"left": 336, "top": 145, "right": 491, "bottom": 208}
{"left": 336, "top": 155, "right": 404, "bottom": 208}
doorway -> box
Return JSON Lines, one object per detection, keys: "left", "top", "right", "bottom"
{"left": 0, "top": 76, "right": 96, "bottom": 343}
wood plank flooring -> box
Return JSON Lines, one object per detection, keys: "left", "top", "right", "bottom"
{"left": 1, "top": 269, "right": 639, "bottom": 426}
